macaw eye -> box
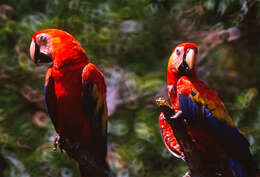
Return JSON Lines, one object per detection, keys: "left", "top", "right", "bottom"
{"left": 176, "top": 49, "right": 180, "bottom": 56}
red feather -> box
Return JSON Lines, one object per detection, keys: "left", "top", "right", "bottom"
{"left": 34, "top": 29, "right": 108, "bottom": 176}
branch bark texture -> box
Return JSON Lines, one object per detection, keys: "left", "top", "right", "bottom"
{"left": 56, "top": 136, "right": 112, "bottom": 177}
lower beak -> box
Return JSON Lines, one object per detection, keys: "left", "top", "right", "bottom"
{"left": 37, "top": 52, "right": 52, "bottom": 64}
{"left": 178, "top": 48, "right": 196, "bottom": 75}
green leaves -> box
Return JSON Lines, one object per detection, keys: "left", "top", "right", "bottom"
{"left": 0, "top": 0, "right": 260, "bottom": 176}
{"left": 236, "top": 88, "right": 258, "bottom": 109}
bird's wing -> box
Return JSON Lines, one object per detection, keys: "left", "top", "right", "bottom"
{"left": 82, "top": 63, "right": 107, "bottom": 138}
{"left": 158, "top": 113, "right": 184, "bottom": 159}
{"left": 177, "top": 76, "right": 251, "bottom": 176}
{"left": 81, "top": 63, "right": 108, "bottom": 177}
{"left": 44, "top": 67, "right": 58, "bottom": 131}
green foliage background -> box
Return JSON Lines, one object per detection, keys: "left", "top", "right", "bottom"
{"left": 0, "top": 0, "right": 260, "bottom": 177}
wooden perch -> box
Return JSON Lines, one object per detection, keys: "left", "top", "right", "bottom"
{"left": 55, "top": 135, "right": 112, "bottom": 177}
{"left": 155, "top": 97, "right": 233, "bottom": 177}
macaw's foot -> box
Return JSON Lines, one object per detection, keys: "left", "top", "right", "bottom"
{"left": 170, "top": 110, "right": 183, "bottom": 119}
{"left": 53, "top": 134, "right": 65, "bottom": 152}
{"left": 183, "top": 171, "right": 191, "bottom": 177}
{"left": 53, "top": 134, "right": 81, "bottom": 154}
{"left": 53, "top": 134, "right": 60, "bottom": 152}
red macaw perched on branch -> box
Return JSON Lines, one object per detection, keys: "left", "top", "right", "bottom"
{"left": 159, "top": 43, "right": 259, "bottom": 177}
{"left": 29, "top": 29, "right": 108, "bottom": 177}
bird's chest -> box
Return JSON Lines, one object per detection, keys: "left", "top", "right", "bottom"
{"left": 51, "top": 69, "right": 89, "bottom": 136}
{"left": 53, "top": 70, "right": 85, "bottom": 125}
{"left": 53, "top": 69, "right": 82, "bottom": 100}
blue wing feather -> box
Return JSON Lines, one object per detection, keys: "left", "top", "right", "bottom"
{"left": 81, "top": 64, "right": 107, "bottom": 138}
{"left": 44, "top": 84, "right": 49, "bottom": 114}
{"left": 44, "top": 76, "right": 58, "bottom": 130}
{"left": 82, "top": 81, "right": 103, "bottom": 132}
{"left": 179, "top": 94, "right": 249, "bottom": 150}
{"left": 179, "top": 94, "right": 251, "bottom": 177}
{"left": 229, "top": 158, "right": 243, "bottom": 177}
{"left": 81, "top": 64, "right": 108, "bottom": 163}
{"left": 179, "top": 94, "right": 203, "bottom": 121}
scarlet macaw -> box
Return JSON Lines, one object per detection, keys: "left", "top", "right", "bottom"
{"left": 29, "top": 29, "right": 108, "bottom": 176}
{"left": 159, "top": 43, "right": 259, "bottom": 176}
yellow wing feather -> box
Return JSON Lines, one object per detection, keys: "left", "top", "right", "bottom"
{"left": 178, "top": 77, "right": 235, "bottom": 127}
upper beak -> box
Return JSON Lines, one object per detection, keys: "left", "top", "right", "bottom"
{"left": 185, "top": 48, "right": 196, "bottom": 70}
{"left": 30, "top": 40, "right": 36, "bottom": 62}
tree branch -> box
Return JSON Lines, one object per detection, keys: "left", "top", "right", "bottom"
{"left": 55, "top": 135, "right": 112, "bottom": 177}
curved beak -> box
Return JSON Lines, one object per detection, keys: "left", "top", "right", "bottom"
{"left": 185, "top": 48, "right": 196, "bottom": 70}
{"left": 29, "top": 40, "right": 52, "bottom": 64}
{"left": 178, "top": 48, "right": 197, "bottom": 75}
{"left": 30, "top": 40, "right": 36, "bottom": 63}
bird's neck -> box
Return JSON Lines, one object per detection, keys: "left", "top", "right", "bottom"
{"left": 167, "top": 69, "right": 178, "bottom": 109}
{"left": 167, "top": 68, "right": 197, "bottom": 110}
{"left": 51, "top": 41, "right": 90, "bottom": 69}
{"left": 52, "top": 57, "right": 89, "bottom": 71}
{"left": 167, "top": 69, "right": 197, "bottom": 86}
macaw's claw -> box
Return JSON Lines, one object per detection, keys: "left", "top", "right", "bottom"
{"left": 170, "top": 110, "right": 183, "bottom": 119}
{"left": 53, "top": 134, "right": 82, "bottom": 154}
{"left": 183, "top": 171, "right": 191, "bottom": 177}
{"left": 53, "top": 134, "right": 60, "bottom": 152}
{"left": 53, "top": 134, "right": 64, "bottom": 152}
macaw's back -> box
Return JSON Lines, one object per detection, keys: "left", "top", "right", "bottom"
{"left": 30, "top": 29, "right": 109, "bottom": 177}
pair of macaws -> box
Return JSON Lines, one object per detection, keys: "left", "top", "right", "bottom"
{"left": 30, "top": 29, "right": 258, "bottom": 177}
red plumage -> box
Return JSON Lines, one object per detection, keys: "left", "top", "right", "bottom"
{"left": 159, "top": 43, "right": 259, "bottom": 176}
{"left": 31, "top": 29, "right": 108, "bottom": 177}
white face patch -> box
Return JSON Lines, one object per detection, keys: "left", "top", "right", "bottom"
{"left": 35, "top": 33, "right": 52, "bottom": 57}
{"left": 171, "top": 46, "right": 185, "bottom": 70}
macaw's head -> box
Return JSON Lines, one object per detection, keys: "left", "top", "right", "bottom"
{"left": 30, "top": 29, "right": 89, "bottom": 68}
{"left": 167, "top": 43, "right": 198, "bottom": 84}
